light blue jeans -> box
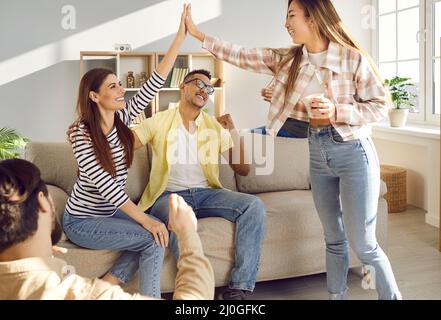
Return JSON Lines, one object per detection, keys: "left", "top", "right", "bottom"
{"left": 149, "top": 188, "right": 266, "bottom": 292}
{"left": 308, "top": 126, "right": 401, "bottom": 299}
{"left": 62, "top": 209, "right": 164, "bottom": 298}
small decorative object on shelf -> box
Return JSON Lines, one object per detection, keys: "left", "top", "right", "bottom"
{"left": 80, "top": 51, "right": 224, "bottom": 116}
{"left": 114, "top": 43, "right": 132, "bottom": 52}
{"left": 127, "top": 71, "right": 135, "bottom": 88}
{"left": 138, "top": 72, "right": 147, "bottom": 88}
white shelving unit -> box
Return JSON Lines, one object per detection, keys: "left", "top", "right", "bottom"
{"left": 80, "top": 51, "right": 225, "bottom": 124}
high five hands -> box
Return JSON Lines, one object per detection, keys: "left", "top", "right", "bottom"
{"left": 184, "top": 4, "right": 205, "bottom": 42}
{"left": 177, "top": 4, "right": 189, "bottom": 39}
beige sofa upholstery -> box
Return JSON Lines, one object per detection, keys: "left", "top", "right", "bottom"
{"left": 25, "top": 135, "right": 389, "bottom": 293}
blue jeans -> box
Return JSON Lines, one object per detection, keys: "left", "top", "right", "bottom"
{"left": 62, "top": 209, "right": 164, "bottom": 298}
{"left": 251, "top": 118, "right": 309, "bottom": 138}
{"left": 149, "top": 188, "right": 266, "bottom": 292}
{"left": 308, "top": 126, "right": 401, "bottom": 299}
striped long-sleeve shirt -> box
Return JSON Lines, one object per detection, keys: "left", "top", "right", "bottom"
{"left": 66, "top": 70, "right": 165, "bottom": 218}
{"left": 203, "top": 35, "right": 391, "bottom": 141}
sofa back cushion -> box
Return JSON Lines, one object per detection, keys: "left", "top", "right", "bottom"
{"left": 25, "top": 142, "right": 150, "bottom": 202}
{"left": 219, "top": 163, "right": 237, "bottom": 192}
{"left": 25, "top": 143, "right": 78, "bottom": 195}
{"left": 236, "top": 134, "right": 310, "bottom": 194}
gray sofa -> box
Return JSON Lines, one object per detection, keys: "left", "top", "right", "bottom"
{"left": 25, "top": 134, "right": 388, "bottom": 293}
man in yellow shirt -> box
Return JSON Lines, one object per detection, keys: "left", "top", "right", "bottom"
{"left": 133, "top": 69, "right": 266, "bottom": 300}
{"left": 0, "top": 159, "right": 214, "bottom": 300}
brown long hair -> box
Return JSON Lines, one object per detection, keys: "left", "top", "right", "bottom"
{"left": 276, "top": 0, "right": 384, "bottom": 101}
{"left": 76, "top": 68, "right": 134, "bottom": 177}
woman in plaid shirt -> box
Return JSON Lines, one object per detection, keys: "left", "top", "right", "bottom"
{"left": 185, "top": 0, "right": 402, "bottom": 300}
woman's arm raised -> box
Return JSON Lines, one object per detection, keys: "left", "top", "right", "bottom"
{"left": 185, "top": 4, "right": 278, "bottom": 75}
{"left": 120, "top": 4, "right": 189, "bottom": 126}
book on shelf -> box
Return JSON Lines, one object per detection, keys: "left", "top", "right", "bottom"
{"left": 168, "top": 67, "right": 189, "bottom": 88}
{"left": 180, "top": 68, "right": 189, "bottom": 86}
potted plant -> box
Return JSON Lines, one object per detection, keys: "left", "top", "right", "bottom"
{"left": 384, "top": 76, "right": 417, "bottom": 128}
{"left": 0, "top": 127, "right": 30, "bottom": 160}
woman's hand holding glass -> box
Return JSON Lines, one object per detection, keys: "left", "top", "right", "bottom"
{"left": 309, "top": 96, "right": 336, "bottom": 120}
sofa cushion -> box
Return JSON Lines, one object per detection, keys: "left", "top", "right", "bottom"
{"left": 236, "top": 134, "right": 310, "bottom": 194}
{"left": 126, "top": 149, "right": 150, "bottom": 202}
{"left": 26, "top": 142, "right": 151, "bottom": 203}
{"left": 53, "top": 187, "right": 389, "bottom": 293}
{"left": 219, "top": 163, "right": 237, "bottom": 192}
{"left": 25, "top": 143, "right": 78, "bottom": 195}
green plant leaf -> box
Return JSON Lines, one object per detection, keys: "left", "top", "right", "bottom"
{"left": 384, "top": 76, "right": 418, "bottom": 109}
{"left": 0, "top": 127, "right": 30, "bottom": 160}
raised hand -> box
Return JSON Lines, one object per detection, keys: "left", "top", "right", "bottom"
{"left": 177, "top": 3, "right": 189, "bottom": 39}
{"left": 216, "top": 114, "right": 236, "bottom": 130}
{"left": 168, "top": 194, "right": 197, "bottom": 235}
{"left": 185, "top": 4, "right": 205, "bottom": 42}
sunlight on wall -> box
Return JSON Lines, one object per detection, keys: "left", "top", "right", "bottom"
{"left": 0, "top": 0, "right": 221, "bottom": 86}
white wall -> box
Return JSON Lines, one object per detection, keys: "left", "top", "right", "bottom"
{"left": 0, "top": 0, "right": 373, "bottom": 142}
{"left": 373, "top": 130, "right": 440, "bottom": 228}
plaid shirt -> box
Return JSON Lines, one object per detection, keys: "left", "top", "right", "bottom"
{"left": 203, "top": 35, "right": 391, "bottom": 141}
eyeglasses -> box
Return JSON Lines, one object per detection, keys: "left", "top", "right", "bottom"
{"left": 184, "top": 79, "right": 215, "bottom": 95}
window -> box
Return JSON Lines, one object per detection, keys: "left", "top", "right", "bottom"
{"left": 376, "top": 0, "right": 441, "bottom": 125}
{"left": 432, "top": 0, "right": 440, "bottom": 116}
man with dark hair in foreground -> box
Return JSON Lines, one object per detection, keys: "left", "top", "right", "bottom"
{"left": 0, "top": 159, "right": 214, "bottom": 300}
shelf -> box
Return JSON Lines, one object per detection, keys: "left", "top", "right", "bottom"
{"left": 119, "top": 54, "right": 154, "bottom": 88}
{"left": 159, "top": 87, "right": 223, "bottom": 91}
{"left": 80, "top": 51, "right": 225, "bottom": 117}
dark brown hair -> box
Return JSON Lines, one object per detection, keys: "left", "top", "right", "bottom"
{"left": 183, "top": 69, "right": 212, "bottom": 83}
{"left": 76, "top": 68, "right": 134, "bottom": 177}
{"left": 0, "top": 159, "right": 47, "bottom": 252}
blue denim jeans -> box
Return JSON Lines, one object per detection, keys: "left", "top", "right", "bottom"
{"left": 149, "top": 188, "right": 266, "bottom": 292}
{"left": 308, "top": 126, "right": 401, "bottom": 299}
{"left": 251, "top": 118, "right": 309, "bottom": 138}
{"left": 62, "top": 209, "right": 164, "bottom": 298}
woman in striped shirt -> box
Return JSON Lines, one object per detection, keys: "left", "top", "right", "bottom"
{"left": 62, "top": 5, "right": 189, "bottom": 298}
{"left": 185, "top": 0, "right": 402, "bottom": 299}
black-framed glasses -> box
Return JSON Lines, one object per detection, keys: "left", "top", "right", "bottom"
{"left": 184, "top": 79, "right": 215, "bottom": 95}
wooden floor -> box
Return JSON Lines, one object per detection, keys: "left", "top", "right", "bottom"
{"left": 217, "top": 206, "right": 441, "bottom": 300}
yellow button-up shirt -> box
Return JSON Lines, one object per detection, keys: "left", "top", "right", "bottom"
{"left": 133, "top": 107, "right": 233, "bottom": 212}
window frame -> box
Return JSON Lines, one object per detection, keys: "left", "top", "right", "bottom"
{"left": 374, "top": 0, "right": 440, "bottom": 126}
{"left": 426, "top": 0, "right": 440, "bottom": 124}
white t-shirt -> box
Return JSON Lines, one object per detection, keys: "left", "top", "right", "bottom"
{"left": 166, "top": 123, "right": 210, "bottom": 192}
{"left": 292, "top": 50, "right": 328, "bottom": 118}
